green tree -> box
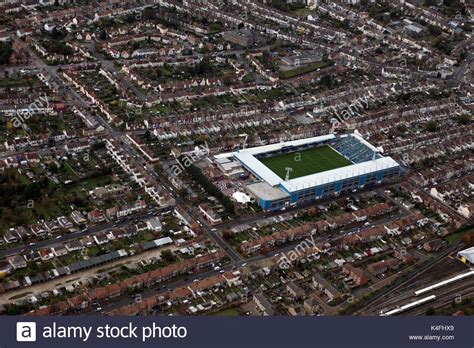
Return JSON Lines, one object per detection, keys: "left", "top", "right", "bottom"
{"left": 320, "top": 75, "right": 333, "bottom": 88}
{"left": 194, "top": 57, "right": 212, "bottom": 75}
{"left": 457, "top": 114, "right": 470, "bottom": 125}
{"left": 143, "top": 8, "right": 156, "bottom": 20}
{"left": 425, "top": 120, "right": 438, "bottom": 132}
{"left": 161, "top": 250, "right": 176, "bottom": 263}
{"left": 0, "top": 42, "right": 13, "bottom": 65}
{"left": 99, "top": 28, "right": 108, "bottom": 40}
{"left": 222, "top": 73, "right": 233, "bottom": 86}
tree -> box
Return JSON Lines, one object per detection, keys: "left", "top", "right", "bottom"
{"left": 144, "top": 130, "right": 152, "bottom": 141}
{"left": 222, "top": 230, "right": 233, "bottom": 240}
{"left": 428, "top": 25, "right": 441, "bottom": 36}
{"left": 397, "top": 124, "right": 408, "bottom": 133}
{"left": 48, "top": 162, "right": 59, "bottom": 174}
{"left": 194, "top": 57, "right": 212, "bottom": 75}
{"left": 99, "top": 28, "right": 108, "bottom": 41}
{"left": 222, "top": 73, "right": 233, "bottom": 86}
{"left": 143, "top": 8, "right": 156, "bottom": 21}
{"left": 195, "top": 135, "right": 208, "bottom": 145}
{"left": 433, "top": 38, "right": 452, "bottom": 55}
{"left": 161, "top": 250, "right": 176, "bottom": 263}
{"left": 177, "top": 187, "right": 188, "bottom": 198}
{"left": 457, "top": 114, "right": 471, "bottom": 125}
{"left": 92, "top": 142, "right": 106, "bottom": 150}
{"left": 461, "top": 231, "right": 474, "bottom": 247}
{"left": 425, "top": 120, "right": 438, "bottom": 132}
{"left": 50, "top": 27, "right": 64, "bottom": 40}
{"left": 0, "top": 42, "right": 13, "bottom": 65}
{"left": 184, "top": 162, "right": 235, "bottom": 215}
{"left": 149, "top": 68, "right": 160, "bottom": 80}
{"left": 320, "top": 75, "right": 333, "bottom": 88}
{"left": 209, "top": 23, "right": 221, "bottom": 33}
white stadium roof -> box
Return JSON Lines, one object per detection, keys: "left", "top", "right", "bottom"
{"left": 216, "top": 134, "right": 400, "bottom": 193}
{"left": 235, "top": 134, "right": 335, "bottom": 156}
{"left": 232, "top": 134, "right": 337, "bottom": 187}
{"left": 214, "top": 134, "right": 335, "bottom": 160}
{"left": 235, "top": 150, "right": 282, "bottom": 186}
{"left": 281, "top": 156, "right": 399, "bottom": 192}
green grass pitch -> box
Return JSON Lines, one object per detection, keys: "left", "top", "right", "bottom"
{"left": 259, "top": 145, "right": 353, "bottom": 180}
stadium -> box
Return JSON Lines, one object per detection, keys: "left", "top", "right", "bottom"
{"left": 215, "top": 133, "right": 402, "bottom": 211}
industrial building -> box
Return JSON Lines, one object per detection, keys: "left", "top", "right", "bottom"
{"left": 457, "top": 247, "right": 474, "bottom": 265}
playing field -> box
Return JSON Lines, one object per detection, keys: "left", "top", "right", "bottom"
{"left": 259, "top": 145, "right": 352, "bottom": 180}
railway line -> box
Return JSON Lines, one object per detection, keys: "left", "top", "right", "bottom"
{"left": 377, "top": 273, "right": 474, "bottom": 316}
{"left": 403, "top": 280, "right": 474, "bottom": 316}
{"left": 354, "top": 244, "right": 466, "bottom": 315}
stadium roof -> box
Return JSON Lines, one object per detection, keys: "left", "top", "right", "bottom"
{"left": 281, "top": 156, "right": 400, "bottom": 192}
{"left": 246, "top": 182, "right": 290, "bottom": 201}
{"left": 217, "top": 134, "right": 400, "bottom": 193}
{"left": 215, "top": 134, "right": 335, "bottom": 160}
{"left": 352, "top": 132, "right": 379, "bottom": 153}
{"left": 230, "top": 135, "right": 337, "bottom": 186}
{"left": 235, "top": 150, "right": 283, "bottom": 186}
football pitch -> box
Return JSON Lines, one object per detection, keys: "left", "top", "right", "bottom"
{"left": 259, "top": 145, "right": 353, "bottom": 180}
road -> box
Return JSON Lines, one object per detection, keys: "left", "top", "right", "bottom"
{"left": 15, "top": 33, "right": 241, "bottom": 265}
{"left": 451, "top": 51, "right": 473, "bottom": 84}
{"left": 4, "top": 34, "right": 413, "bottom": 274}
{"left": 0, "top": 207, "right": 171, "bottom": 259}
{"left": 12, "top": 33, "right": 176, "bottom": 196}
{"left": 97, "top": 192, "right": 411, "bottom": 314}
{"left": 84, "top": 42, "right": 148, "bottom": 102}
{"left": 6, "top": 29, "right": 465, "bottom": 316}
